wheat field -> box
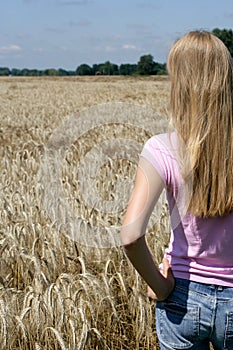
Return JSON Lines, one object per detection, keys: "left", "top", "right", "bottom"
{"left": 0, "top": 75, "right": 173, "bottom": 349}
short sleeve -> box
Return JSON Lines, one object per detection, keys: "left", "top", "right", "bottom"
{"left": 140, "top": 133, "right": 179, "bottom": 187}
{"left": 140, "top": 136, "right": 166, "bottom": 182}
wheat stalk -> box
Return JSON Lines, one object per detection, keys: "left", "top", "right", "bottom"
{"left": 0, "top": 75, "right": 170, "bottom": 349}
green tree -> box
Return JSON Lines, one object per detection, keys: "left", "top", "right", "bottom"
{"left": 21, "top": 68, "right": 30, "bottom": 76}
{"left": 58, "top": 68, "right": 69, "bottom": 76}
{"left": 42, "top": 69, "right": 59, "bottom": 76}
{"left": 212, "top": 28, "right": 233, "bottom": 56}
{"left": 76, "top": 64, "right": 93, "bottom": 75}
{"left": 0, "top": 67, "right": 10, "bottom": 76}
{"left": 154, "top": 62, "right": 167, "bottom": 75}
{"left": 92, "top": 63, "right": 101, "bottom": 75}
{"left": 137, "top": 54, "right": 156, "bottom": 75}
{"left": 28, "top": 69, "right": 40, "bottom": 76}
{"left": 11, "top": 68, "right": 21, "bottom": 76}
{"left": 99, "top": 61, "right": 118, "bottom": 75}
{"left": 119, "top": 63, "right": 137, "bottom": 75}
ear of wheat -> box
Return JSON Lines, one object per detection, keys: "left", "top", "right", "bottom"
{"left": 0, "top": 75, "right": 170, "bottom": 350}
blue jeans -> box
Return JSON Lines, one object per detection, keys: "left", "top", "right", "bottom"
{"left": 156, "top": 278, "right": 233, "bottom": 350}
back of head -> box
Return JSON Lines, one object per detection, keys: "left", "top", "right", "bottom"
{"left": 168, "top": 30, "right": 232, "bottom": 87}
{"left": 167, "top": 31, "right": 233, "bottom": 217}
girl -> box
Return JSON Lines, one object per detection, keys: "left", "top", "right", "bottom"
{"left": 120, "top": 31, "right": 233, "bottom": 350}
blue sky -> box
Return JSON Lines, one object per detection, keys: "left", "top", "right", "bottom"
{"left": 1, "top": 0, "right": 233, "bottom": 70}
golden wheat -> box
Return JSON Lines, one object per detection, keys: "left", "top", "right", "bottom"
{"left": 0, "top": 76, "right": 172, "bottom": 349}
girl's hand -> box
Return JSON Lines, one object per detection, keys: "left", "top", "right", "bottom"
{"left": 147, "top": 286, "right": 157, "bottom": 299}
{"left": 147, "top": 258, "right": 175, "bottom": 301}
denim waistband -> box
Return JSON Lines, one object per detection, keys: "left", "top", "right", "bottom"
{"left": 175, "top": 277, "right": 233, "bottom": 293}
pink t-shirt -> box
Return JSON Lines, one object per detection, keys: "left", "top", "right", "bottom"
{"left": 141, "top": 132, "right": 233, "bottom": 287}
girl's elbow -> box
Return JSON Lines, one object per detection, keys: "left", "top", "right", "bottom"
{"left": 120, "top": 229, "right": 144, "bottom": 247}
{"left": 120, "top": 234, "right": 134, "bottom": 247}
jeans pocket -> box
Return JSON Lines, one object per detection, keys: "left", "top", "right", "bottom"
{"left": 156, "top": 300, "right": 200, "bottom": 349}
{"left": 224, "top": 312, "right": 233, "bottom": 349}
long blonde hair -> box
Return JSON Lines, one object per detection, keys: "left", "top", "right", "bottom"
{"left": 167, "top": 30, "right": 233, "bottom": 217}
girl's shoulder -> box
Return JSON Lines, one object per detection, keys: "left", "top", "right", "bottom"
{"left": 141, "top": 131, "right": 180, "bottom": 184}
{"left": 144, "top": 131, "right": 178, "bottom": 152}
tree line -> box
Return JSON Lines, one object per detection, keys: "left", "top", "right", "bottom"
{"left": 0, "top": 28, "right": 232, "bottom": 77}
{"left": 0, "top": 54, "right": 166, "bottom": 77}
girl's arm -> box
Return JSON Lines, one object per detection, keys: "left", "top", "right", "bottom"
{"left": 120, "top": 157, "right": 175, "bottom": 301}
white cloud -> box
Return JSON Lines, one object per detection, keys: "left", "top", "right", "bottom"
{"left": 0, "top": 45, "right": 22, "bottom": 54}
{"left": 105, "top": 46, "right": 116, "bottom": 52}
{"left": 33, "top": 47, "right": 46, "bottom": 53}
{"left": 122, "top": 44, "right": 139, "bottom": 50}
